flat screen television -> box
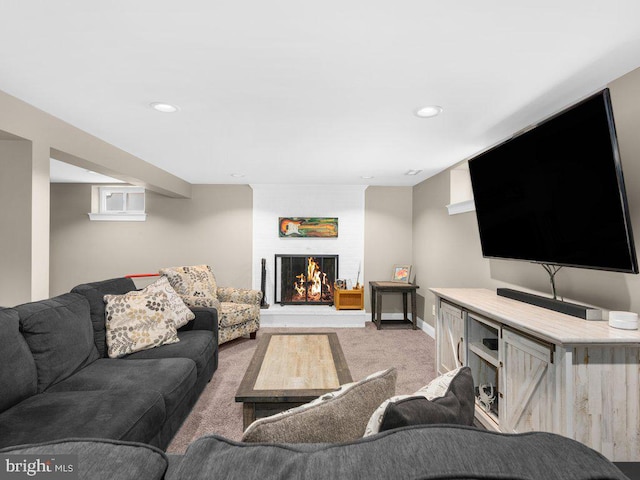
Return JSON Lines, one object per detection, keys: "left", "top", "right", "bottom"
{"left": 468, "top": 88, "right": 638, "bottom": 274}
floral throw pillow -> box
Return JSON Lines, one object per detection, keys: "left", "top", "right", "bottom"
{"left": 148, "top": 276, "right": 196, "bottom": 328}
{"left": 159, "top": 265, "right": 218, "bottom": 308}
{"left": 103, "top": 277, "right": 193, "bottom": 358}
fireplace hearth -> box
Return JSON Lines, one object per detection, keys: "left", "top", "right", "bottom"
{"left": 275, "top": 254, "right": 338, "bottom": 305}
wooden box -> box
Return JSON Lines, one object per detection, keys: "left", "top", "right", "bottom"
{"left": 334, "top": 285, "right": 364, "bottom": 310}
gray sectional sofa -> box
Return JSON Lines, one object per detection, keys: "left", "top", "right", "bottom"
{"left": 0, "top": 425, "right": 631, "bottom": 480}
{"left": 0, "top": 277, "right": 634, "bottom": 479}
{"left": 0, "top": 277, "right": 218, "bottom": 450}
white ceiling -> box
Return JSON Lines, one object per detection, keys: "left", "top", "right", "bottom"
{"left": 3, "top": 1, "right": 640, "bottom": 186}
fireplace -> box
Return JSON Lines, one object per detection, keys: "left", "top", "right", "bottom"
{"left": 275, "top": 254, "right": 338, "bottom": 305}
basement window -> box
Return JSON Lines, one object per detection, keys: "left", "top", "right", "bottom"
{"left": 88, "top": 186, "right": 147, "bottom": 221}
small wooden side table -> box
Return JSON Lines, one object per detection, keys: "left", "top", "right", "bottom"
{"left": 369, "top": 281, "right": 419, "bottom": 330}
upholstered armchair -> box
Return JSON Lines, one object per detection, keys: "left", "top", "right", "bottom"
{"left": 159, "top": 265, "right": 262, "bottom": 345}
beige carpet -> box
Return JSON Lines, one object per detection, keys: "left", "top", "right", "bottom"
{"left": 167, "top": 322, "right": 437, "bottom": 454}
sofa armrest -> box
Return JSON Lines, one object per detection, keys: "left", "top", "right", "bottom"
{"left": 217, "top": 287, "right": 263, "bottom": 305}
{"left": 179, "top": 307, "right": 219, "bottom": 337}
{"left": 178, "top": 295, "right": 221, "bottom": 312}
{"left": 0, "top": 438, "right": 169, "bottom": 480}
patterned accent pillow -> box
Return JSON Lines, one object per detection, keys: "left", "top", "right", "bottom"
{"left": 150, "top": 276, "right": 195, "bottom": 328}
{"left": 420, "top": 366, "right": 467, "bottom": 399}
{"left": 159, "top": 265, "right": 218, "bottom": 307}
{"left": 363, "top": 366, "right": 474, "bottom": 436}
{"left": 103, "top": 277, "right": 193, "bottom": 358}
{"left": 241, "top": 368, "right": 397, "bottom": 443}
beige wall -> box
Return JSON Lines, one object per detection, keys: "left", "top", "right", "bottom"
{"left": 50, "top": 184, "right": 253, "bottom": 295}
{"left": 50, "top": 184, "right": 414, "bottom": 312}
{"left": 31, "top": 141, "right": 51, "bottom": 301}
{"left": 0, "top": 140, "right": 33, "bottom": 305}
{"left": 0, "top": 90, "right": 191, "bottom": 199}
{"left": 0, "top": 137, "right": 50, "bottom": 305}
{"left": 412, "top": 65, "right": 640, "bottom": 328}
{"left": 0, "top": 88, "right": 193, "bottom": 302}
{"left": 364, "top": 186, "right": 413, "bottom": 313}
{"left": 31, "top": 67, "right": 640, "bottom": 316}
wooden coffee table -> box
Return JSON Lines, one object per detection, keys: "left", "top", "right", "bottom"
{"left": 235, "top": 332, "right": 352, "bottom": 429}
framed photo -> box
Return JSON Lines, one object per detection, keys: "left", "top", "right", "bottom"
{"left": 391, "top": 264, "right": 412, "bottom": 283}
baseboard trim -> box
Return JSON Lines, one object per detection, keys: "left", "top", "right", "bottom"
{"left": 376, "top": 313, "right": 436, "bottom": 338}
{"left": 418, "top": 318, "right": 436, "bottom": 338}
{"left": 260, "top": 305, "right": 366, "bottom": 328}
{"left": 258, "top": 308, "right": 436, "bottom": 335}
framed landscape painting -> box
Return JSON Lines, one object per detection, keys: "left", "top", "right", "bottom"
{"left": 279, "top": 217, "right": 338, "bottom": 237}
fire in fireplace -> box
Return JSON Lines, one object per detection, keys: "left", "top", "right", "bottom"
{"left": 275, "top": 254, "right": 338, "bottom": 305}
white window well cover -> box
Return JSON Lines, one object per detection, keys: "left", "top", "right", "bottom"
{"left": 89, "top": 186, "right": 147, "bottom": 221}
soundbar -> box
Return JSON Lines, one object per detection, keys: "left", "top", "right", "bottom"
{"left": 496, "top": 288, "right": 602, "bottom": 320}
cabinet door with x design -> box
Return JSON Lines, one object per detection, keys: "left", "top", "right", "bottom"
{"left": 501, "top": 327, "right": 556, "bottom": 433}
{"left": 436, "top": 301, "right": 466, "bottom": 375}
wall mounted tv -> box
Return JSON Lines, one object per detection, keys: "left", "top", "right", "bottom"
{"left": 468, "top": 88, "right": 638, "bottom": 274}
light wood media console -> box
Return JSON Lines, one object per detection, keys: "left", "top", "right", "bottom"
{"left": 431, "top": 288, "right": 640, "bottom": 462}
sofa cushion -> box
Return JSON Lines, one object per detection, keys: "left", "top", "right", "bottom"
{"left": 364, "top": 366, "right": 475, "bottom": 436}
{"left": 0, "top": 308, "right": 37, "bottom": 412}
{"left": 71, "top": 277, "right": 137, "bottom": 357}
{"left": 46, "top": 358, "right": 196, "bottom": 418}
{"left": 179, "top": 307, "right": 219, "bottom": 335}
{"left": 125, "top": 330, "right": 214, "bottom": 380}
{"left": 103, "top": 278, "right": 192, "bottom": 358}
{"left": 0, "top": 438, "right": 168, "bottom": 480}
{"left": 159, "top": 265, "right": 218, "bottom": 307}
{"left": 173, "top": 425, "right": 629, "bottom": 480}
{"left": 16, "top": 293, "right": 99, "bottom": 393}
{"left": 241, "top": 368, "right": 397, "bottom": 443}
{"left": 0, "top": 390, "right": 165, "bottom": 449}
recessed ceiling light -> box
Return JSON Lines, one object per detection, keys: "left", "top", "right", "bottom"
{"left": 361, "top": 175, "right": 375, "bottom": 179}
{"left": 415, "top": 105, "right": 443, "bottom": 118}
{"left": 150, "top": 102, "right": 179, "bottom": 113}
{"left": 405, "top": 169, "right": 423, "bottom": 176}
{"left": 230, "top": 173, "right": 245, "bottom": 178}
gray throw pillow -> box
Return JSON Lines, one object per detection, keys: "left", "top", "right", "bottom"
{"left": 242, "top": 368, "right": 397, "bottom": 443}
{"left": 364, "top": 366, "right": 474, "bottom": 436}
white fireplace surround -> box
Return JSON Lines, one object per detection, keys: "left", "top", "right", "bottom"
{"left": 251, "top": 184, "right": 367, "bottom": 327}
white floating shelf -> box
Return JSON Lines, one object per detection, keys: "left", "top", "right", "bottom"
{"left": 446, "top": 199, "right": 475, "bottom": 215}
